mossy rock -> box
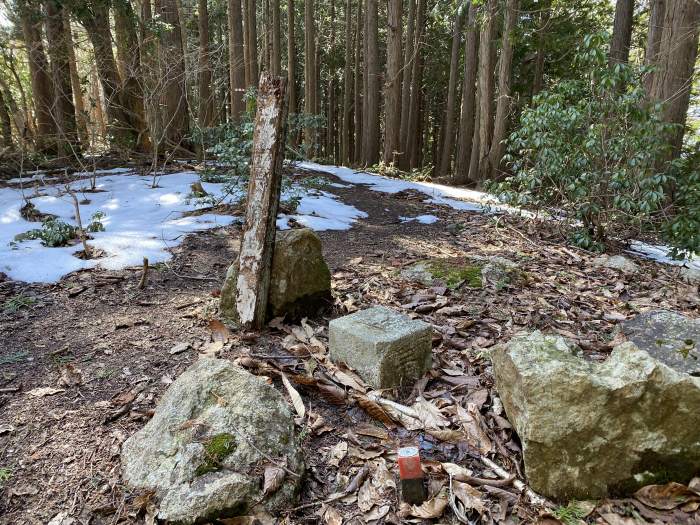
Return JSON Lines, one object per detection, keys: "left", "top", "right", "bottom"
{"left": 220, "top": 228, "right": 332, "bottom": 324}
{"left": 400, "top": 258, "right": 483, "bottom": 289}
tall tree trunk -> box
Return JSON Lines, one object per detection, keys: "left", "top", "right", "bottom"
{"left": 398, "top": 0, "right": 415, "bottom": 170}
{"left": 45, "top": 0, "right": 79, "bottom": 156}
{"left": 383, "top": 0, "right": 402, "bottom": 165}
{"left": 287, "top": 0, "right": 298, "bottom": 148}
{"left": 64, "top": 14, "right": 89, "bottom": 146}
{"left": 89, "top": 63, "right": 107, "bottom": 138}
{"left": 610, "top": 0, "right": 634, "bottom": 64}
{"left": 341, "top": 0, "right": 353, "bottom": 164}
{"left": 140, "top": 0, "right": 161, "bottom": 148}
{"left": 229, "top": 0, "right": 247, "bottom": 121}
{"left": 0, "top": 88, "right": 12, "bottom": 149}
{"left": 0, "top": 76, "right": 27, "bottom": 144}
{"left": 113, "top": 0, "right": 149, "bottom": 150}
{"left": 271, "top": 0, "right": 281, "bottom": 75}
{"left": 247, "top": 0, "right": 259, "bottom": 84}
{"left": 198, "top": 0, "right": 214, "bottom": 127}
{"left": 437, "top": 9, "right": 463, "bottom": 177}
{"left": 407, "top": 0, "right": 426, "bottom": 169}
{"left": 362, "top": 0, "right": 379, "bottom": 165}
{"left": 353, "top": 0, "right": 363, "bottom": 164}
{"left": 487, "top": 0, "right": 517, "bottom": 179}
{"left": 18, "top": 0, "right": 57, "bottom": 152}
{"left": 77, "top": 3, "right": 140, "bottom": 148}
{"left": 644, "top": 0, "right": 665, "bottom": 92}
{"left": 650, "top": 0, "right": 700, "bottom": 157}
{"left": 159, "top": 0, "right": 191, "bottom": 149}
{"left": 304, "top": 0, "right": 317, "bottom": 154}
{"left": 454, "top": 2, "right": 478, "bottom": 184}
{"left": 242, "top": 0, "right": 251, "bottom": 85}
{"left": 472, "top": 0, "right": 496, "bottom": 182}
{"left": 532, "top": 0, "right": 550, "bottom": 95}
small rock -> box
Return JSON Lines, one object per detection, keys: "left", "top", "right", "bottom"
{"left": 492, "top": 331, "right": 700, "bottom": 500}
{"left": 121, "top": 358, "right": 303, "bottom": 524}
{"left": 329, "top": 306, "right": 432, "bottom": 389}
{"left": 621, "top": 310, "right": 700, "bottom": 376}
{"left": 680, "top": 267, "right": 700, "bottom": 284}
{"left": 592, "top": 254, "right": 639, "bottom": 273}
{"left": 220, "top": 228, "right": 331, "bottom": 323}
{"left": 169, "top": 342, "right": 190, "bottom": 355}
{"left": 479, "top": 256, "right": 520, "bottom": 287}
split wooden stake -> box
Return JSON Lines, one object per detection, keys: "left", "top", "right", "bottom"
{"left": 235, "top": 73, "right": 289, "bottom": 329}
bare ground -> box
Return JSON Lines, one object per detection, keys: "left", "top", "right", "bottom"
{"left": 0, "top": 169, "right": 698, "bottom": 524}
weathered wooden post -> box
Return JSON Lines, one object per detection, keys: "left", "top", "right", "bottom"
{"left": 235, "top": 73, "right": 289, "bottom": 329}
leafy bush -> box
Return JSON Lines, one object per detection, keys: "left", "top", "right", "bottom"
{"left": 663, "top": 146, "right": 699, "bottom": 258}
{"left": 490, "top": 32, "right": 694, "bottom": 254}
{"left": 13, "top": 212, "right": 106, "bottom": 247}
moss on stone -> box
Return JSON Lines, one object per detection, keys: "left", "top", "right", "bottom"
{"left": 195, "top": 433, "right": 236, "bottom": 477}
{"left": 426, "top": 260, "right": 483, "bottom": 289}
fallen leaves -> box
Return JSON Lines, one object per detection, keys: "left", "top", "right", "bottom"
{"left": 262, "top": 465, "right": 286, "bottom": 496}
{"left": 634, "top": 481, "right": 700, "bottom": 510}
{"left": 280, "top": 373, "right": 306, "bottom": 418}
{"left": 27, "top": 387, "right": 64, "bottom": 398}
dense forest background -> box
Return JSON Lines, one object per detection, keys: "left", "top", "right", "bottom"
{"left": 0, "top": 0, "right": 698, "bottom": 253}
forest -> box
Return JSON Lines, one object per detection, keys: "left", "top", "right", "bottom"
{"left": 0, "top": 0, "right": 699, "bottom": 523}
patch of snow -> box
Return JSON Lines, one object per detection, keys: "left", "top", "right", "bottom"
{"left": 301, "top": 161, "right": 699, "bottom": 270}
{"left": 628, "top": 241, "right": 700, "bottom": 271}
{"left": 0, "top": 171, "right": 366, "bottom": 283}
{"left": 299, "top": 162, "right": 497, "bottom": 212}
{"left": 277, "top": 191, "right": 367, "bottom": 231}
{"left": 400, "top": 214, "right": 439, "bottom": 224}
{"left": 329, "top": 182, "right": 352, "bottom": 188}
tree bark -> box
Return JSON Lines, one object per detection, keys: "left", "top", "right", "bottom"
{"left": 271, "top": 0, "right": 281, "bottom": 75}
{"left": 64, "top": 14, "right": 89, "bottom": 146}
{"left": 407, "top": 0, "right": 426, "bottom": 169}
{"left": 113, "top": 0, "right": 149, "bottom": 150}
{"left": 398, "top": 0, "right": 416, "bottom": 170}
{"left": 287, "top": 0, "right": 297, "bottom": 112}
{"left": 304, "top": 0, "right": 317, "bottom": 154}
{"left": 0, "top": 88, "right": 12, "bottom": 149}
{"left": 362, "top": 0, "right": 380, "bottom": 165}
{"left": 610, "top": 0, "right": 634, "bottom": 64}
{"left": 650, "top": 0, "right": 700, "bottom": 157}
{"left": 473, "top": 0, "right": 497, "bottom": 183}
{"left": 644, "top": 0, "right": 665, "bottom": 92}
{"left": 18, "top": 0, "right": 57, "bottom": 152}
{"left": 198, "top": 0, "right": 214, "bottom": 127}
{"left": 159, "top": 0, "right": 191, "bottom": 150}
{"left": 382, "top": 0, "right": 402, "bottom": 165}
{"left": 437, "top": 9, "right": 463, "bottom": 177}
{"left": 76, "top": 3, "right": 140, "bottom": 149}
{"left": 247, "top": 0, "right": 259, "bottom": 85}
{"left": 235, "top": 73, "right": 288, "bottom": 329}
{"left": 487, "top": 0, "right": 517, "bottom": 179}
{"left": 229, "top": 0, "right": 247, "bottom": 121}
{"left": 45, "top": 0, "right": 79, "bottom": 156}
{"left": 341, "top": 0, "right": 353, "bottom": 164}
{"left": 353, "top": 0, "right": 363, "bottom": 164}
{"left": 532, "top": 0, "right": 550, "bottom": 95}
{"left": 454, "top": 2, "right": 478, "bottom": 184}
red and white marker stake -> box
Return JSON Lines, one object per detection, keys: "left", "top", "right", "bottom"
{"left": 398, "top": 446, "right": 427, "bottom": 504}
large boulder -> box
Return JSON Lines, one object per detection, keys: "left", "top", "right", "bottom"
{"left": 220, "top": 228, "right": 331, "bottom": 323}
{"left": 492, "top": 331, "right": 700, "bottom": 501}
{"left": 121, "top": 358, "right": 304, "bottom": 524}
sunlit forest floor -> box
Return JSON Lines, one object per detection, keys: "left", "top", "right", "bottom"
{"left": 0, "top": 167, "right": 697, "bottom": 524}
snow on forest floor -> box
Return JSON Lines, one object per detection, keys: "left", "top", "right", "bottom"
{"left": 0, "top": 170, "right": 365, "bottom": 283}
{"left": 0, "top": 162, "right": 697, "bottom": 285}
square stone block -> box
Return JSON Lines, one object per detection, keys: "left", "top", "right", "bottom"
{"left": 329, "top": 306, "right": 433, "bottom": 389}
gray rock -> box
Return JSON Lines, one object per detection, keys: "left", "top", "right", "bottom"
{"left": 399, "top": 261, "right": 435, "bottom": 286}
{"left": 681, "top": 267, "right": 700, "bottom": 284}
{"left": 492, "top": 331, "right": 700, "bottom": 501}
{"left": 220, "top": 228, "right": 331, "bottom": 323}
{"left": 479, "top": 256, "right": 520, "bottom": 287}
{"left": 329, "top": 306, "right": 432, "bottom": 389}
{"left": 121, "top": 358, "right": 303, "bottom": 524}
{"left": 622, "top": 310, "right": 700, "bottom": 376}
{"left": 592, "top": 254, "right": 639, "bottom": 273}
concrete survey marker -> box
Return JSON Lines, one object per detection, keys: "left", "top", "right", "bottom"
{"left": 329, "top": 306, "right": 432, "bottom": 389}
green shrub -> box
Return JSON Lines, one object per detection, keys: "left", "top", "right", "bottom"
{"left": 490, "top": 32, "right": 697, "bottom": 255}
